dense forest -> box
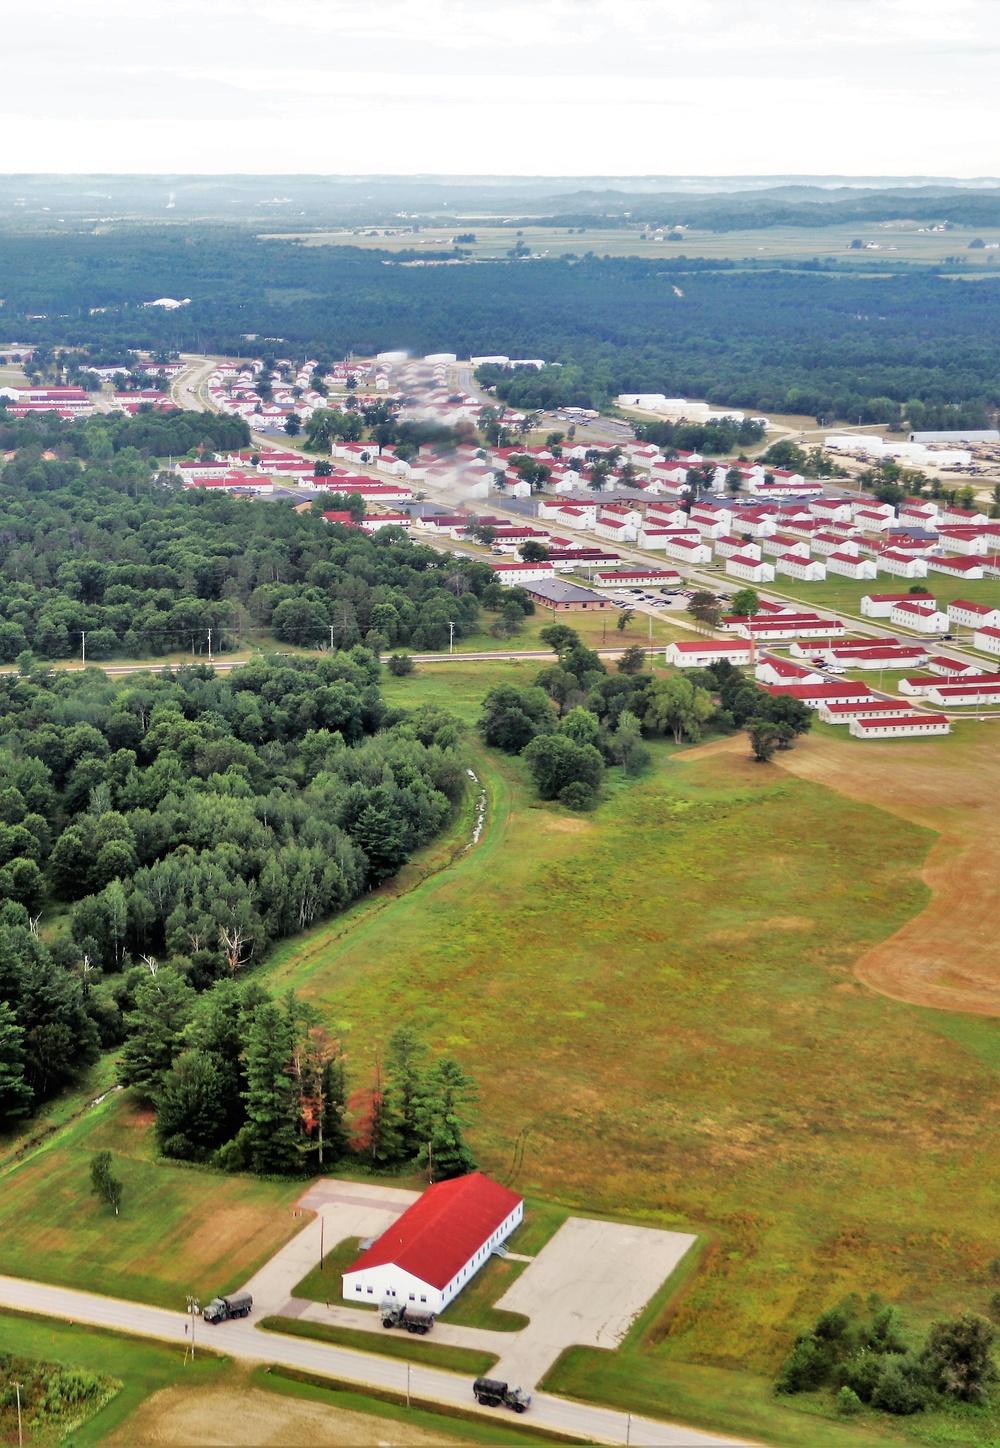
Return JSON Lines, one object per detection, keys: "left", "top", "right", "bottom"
{"left": 0, "top": 652, "right": 469, "bottom": 1149}
{"left": 3, "top": 229, "right": 1000, "bottom": 424}
{"left": 0, "top": 411, "right": 493, "bottom": 662}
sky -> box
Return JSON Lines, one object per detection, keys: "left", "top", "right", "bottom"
{"left": 3, "top": 0, "right": 999, "bottom": 178}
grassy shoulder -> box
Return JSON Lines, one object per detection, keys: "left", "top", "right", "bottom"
{"left": 253, "top": 1364, "right": 567, "bottom": 1445}
{"left": 292, "top": 1237, "right": 366, "bottom": 1302}
{"left": 259, "top": 1314, "right": 499, "bottom": 1375}
{"left": 0, "top": 1091, "right": 307, "bottom": 1308}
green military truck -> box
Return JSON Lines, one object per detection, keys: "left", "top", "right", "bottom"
{"left": 473, "top": 1377, "right": 531, "bottom": 1413}
{"left": 203, "top": 1291, "right": 253, "bottom": 1324}
{"left": 380, "top": 1299, "right": 436, "bottom": 1334}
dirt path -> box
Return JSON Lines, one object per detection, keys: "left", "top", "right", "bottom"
{"left": 684, "top": 728, "right": 1000, "bottom": 1015}
{"left": 106, "top": 1383, "right": 470, "bottom": 1446}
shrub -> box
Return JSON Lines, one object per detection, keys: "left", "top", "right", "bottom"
{"left": 559, "top": 781, "right": 597, "bottom": 812}
{"left": 921, "top": 1312, "right": 998, "bottom": 1403}
{"left": 869, "top": 1356, "right": 929, "bottom": 1415}
{"left": 836, "top": 1386, "right": 862, "bottom": 1416}
{"left": 775, "top": 1335, "right": 830, "bottom": 1394}
{"left": 387, "top": 653, "right": 414, "bottom": 676}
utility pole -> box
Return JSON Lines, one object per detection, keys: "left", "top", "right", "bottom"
{"left": 320, "top": 1215, "right": 325, "bottom": 1270}
{"left": 186, "top": 1296, "right": 199, "bottom": 1361}
{"left": 448, "top": 621, "right": 455, "bottom": 654}
{"left": 207, "top": 628, "right": 213, "bottom": 662}
{"left": 13, "top": 1382, "right": 22, "bottom": 1448}
{"left": 406, "top": 1362, "right": 411, "bottom": 1408}
{"left": 625, "top": 1410, "right": 632, "bottom": 1445}
{"left": 329, "top": 623, "right": 335, "bottom": 652}
{"left": 80, "top": 631, "right": 86, "bottom": 666}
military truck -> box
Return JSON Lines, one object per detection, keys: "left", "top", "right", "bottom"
{"left": 472, "top": 1377, "right": 531, "bottom": 1413}
{"left": 203, "top": 1291, "right": 253, "bottom": 1324}
{"left": 380, "top": 1299, "right": 436, "bottom": 1334}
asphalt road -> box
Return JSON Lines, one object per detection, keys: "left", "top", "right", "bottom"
{"left": 0, "top": 1274, "right": 750, "bottom": 1446}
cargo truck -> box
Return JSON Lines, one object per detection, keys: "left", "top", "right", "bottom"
{"left": 472, "top": 1377, "right": 531, "bottom": 1412}
{"left": 380, "top": 1299, "right": 436, "bottom": 1334}
{"left": 203, "top": 1291, "right": 253, "bottom": 1324}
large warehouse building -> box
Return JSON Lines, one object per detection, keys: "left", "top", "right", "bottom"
{"left": 342, "top": 1172, "right": 523, "bottom": 1314}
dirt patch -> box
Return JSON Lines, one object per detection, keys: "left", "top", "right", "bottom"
{"left": 697, "top": 729, "right": 1000, "bottom": 1016}
{"left": 107, "top": 1383, "right": 469, "bottom": 1446}
{"left": 538, "top": 815, "right": 594, "bottom": 834}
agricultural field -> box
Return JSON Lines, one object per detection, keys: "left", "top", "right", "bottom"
{"left": 260, "top": 221, "right": 1000, "bottom": 267}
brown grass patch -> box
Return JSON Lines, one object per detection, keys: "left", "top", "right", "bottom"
{"left": 107, "top": 1382, "right": 467, "bottom": 1446}
{"left": 768, "top": 726, "right": 1000, "bottom": 1015}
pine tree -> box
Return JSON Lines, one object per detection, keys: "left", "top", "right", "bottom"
{"left": 348, "top": 1056, "right": 403, "bottom": 1169}
{"left": 0, "top": 1001, "right": 32, "bottom": 1126}
{"left": 321, "top": 1052, "right": 351, "bottom": 1163}
{"left": 384, "top": 1026, "right": 426, "bottom": 1159}
{"left": 117, "top": 966, "right": 195, "bottom": 1097}
{"left": 242, "top": 1001, "right": 300, "bottom": 1174}
{"left": 415, "top": 1057, "right": 479, "bottom": 1180}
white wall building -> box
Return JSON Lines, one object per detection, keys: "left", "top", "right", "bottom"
{"left": 827, "top": 552, "right": 877, "bottom": 580}
{"left": 725, "top": 553, "right": 775, "bottom": 584}
{"left": 889, "top": 602, "right": 949, "bottom": 634}
{"left": 343, "top": 1173, "right": 523, "bottom": 1315}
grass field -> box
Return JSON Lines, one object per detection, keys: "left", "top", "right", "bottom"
{"left": 260, "top": 1314, "right": 499, "bottom": 1375}
{"left": 259, "top": 221, "right": 1000, "bottom": 267}
{"left": 263, "top": 661, "right": 1000, "bottom": 1444}
{"left": 765, "top": 570, "right": 1000, "bottom": 625}
{"left": 0, "top": 1092, "right": 308, "bottom": 1308}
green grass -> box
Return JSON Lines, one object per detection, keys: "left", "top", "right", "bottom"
{"left": 435, "top": 1256, "right": 530, "bottom": 1331}
{"left": 292, "top": 1236, "right": 366, "bottom": 1303}
{"left": 766, "top": 570, "right": 1000, "bottom": 625}
{"left": 253, "top": 1364, "right": 568, "bottom": 1444}
{"left": 262, "top": 662, "right": 1000, "bottom": 1445}
{"left": 0, "top": 1092, "right": 307, "bottom": 1308}
{"left": 0, "top": 1309, "right": 233, "bottom": 1447}
{"left": 259, "top": 1314, "right": 498, "bottom": 1375}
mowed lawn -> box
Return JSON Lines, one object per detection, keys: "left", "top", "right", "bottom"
{"left": 766, "top": 568, "right": 1000, "bottom": 624}
{"left": 0, "top": 1092, "right": 308, "bottom": 1308}
{"left": 266, "top": 665, "right": 1000, "bottom": 1412}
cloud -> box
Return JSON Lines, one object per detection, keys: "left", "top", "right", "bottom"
{"left": 1, "top": 0, "right": 998, "bottom": 174}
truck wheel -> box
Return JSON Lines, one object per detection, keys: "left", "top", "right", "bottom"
{"left": 382, "top": 1320, "right": 393, "bottom": 1329}
{"left": 417, "top": 1325, "right": 427, "bottom": 1335}
{"left": 514, "top": 1403, "right": 526, "bottom": 1413}
{"left": 475, "top": 1395, "right": 487, "bottom": 1405}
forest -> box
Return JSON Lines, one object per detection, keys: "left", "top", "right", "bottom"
{"left": 0, "top": 411, "right": 492, "bottom": 663}
{"left": 2, "top": 228, "right": 1000, "bottom": 424}
{"left": 0, "top": 651, "right": 471, "bottom": 1158}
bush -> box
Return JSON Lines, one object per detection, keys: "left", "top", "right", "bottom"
{"left": 922, "top": 1312, "right": 998, "bottom": 1403}
{"left": 559, "top": 781, "right": 597, "bottom": 812}
{"left": 387, "top": 653, "right": 415, "bottom": 676}
{"left": 775, "top": 1335, "right": 830, "bottom": 1394}
{"left": 836, "top": 1386, "right": 862, "bottom": 1416}
{"left": 869, "top": 1356, "right": 929, "bottom": 1415}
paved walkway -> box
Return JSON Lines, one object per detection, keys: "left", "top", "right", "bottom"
{"left": 0, "top": 1274, "right": 750, "bottom": 1446}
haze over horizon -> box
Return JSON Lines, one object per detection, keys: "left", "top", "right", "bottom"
{"left": 6, "top": 0, "right": 1000, "bottom": 177}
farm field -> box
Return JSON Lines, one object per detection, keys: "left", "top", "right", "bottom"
{"left": 259, "top": 221, "right": 1000, "bottom": 267}
{"left": 0, "top": 1092, "right": 308, "bottom": 1308}
{"left": 264, "top": 663, "right": 1000, "bottom": 1425}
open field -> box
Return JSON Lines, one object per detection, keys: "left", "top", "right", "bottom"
{"left": 259, "top": 221, "right": 1000, "bottom": 267}
{"left": 0, "top": 1093, "right": 308, "bottom": 1308}
{"left": 263, "top": 661, "right": 1000, "bottom": 1443}
{"left": 773, "top": 723, "right": 1000, "bottom": 1013}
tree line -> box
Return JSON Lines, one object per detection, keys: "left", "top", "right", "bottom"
{"left": 2, "top": 231, "right": 1000, "bottom": 425}
{"left": 0, "top": 653, "right": 465, "bottom": 1130}
{"left": 118, "top": 972, "right": 478, "bottom": 1178}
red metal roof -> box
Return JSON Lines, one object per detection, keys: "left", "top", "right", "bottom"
{"left": 345, "top": 1173, "right": 522, "bottom": 1290}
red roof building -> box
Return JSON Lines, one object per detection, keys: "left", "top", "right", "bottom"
{"left": 342, "top": 1173, "right": 523, "bottom": 1313}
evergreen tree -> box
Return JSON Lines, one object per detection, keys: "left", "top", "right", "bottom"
{"left": 321, "top": 1052, "right": 351, "bottom": 1163}
{"left": 154, "top": 1049, "right": 231, "bottom": 1160}
{"left": 183, "top": 979, "right": 250, "bottom": 1144}
{"left": 117, "top": 967, "right": 196, "bottom": 1096}
{"left": 0, "top": 1001, "right": 32, "bottom": 1126}
{"left": 90, "top": 1149, "right": 123, "bottom": 1215}
{"left": 384, "top": 1026, "right": 427, "bottom": 1158}
{"left": 415, "top": 1057, "right": 478, "bottom": 1180}
{"left": 242, "top": 1001, "right": 300, "bottom": 1174}
{"left": 348, "top": 1057, "right": 403, "bottom": 1169}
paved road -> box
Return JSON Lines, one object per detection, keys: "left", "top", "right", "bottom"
{"left": 0, "top": 1275, "right": 750, "bottom": 1446}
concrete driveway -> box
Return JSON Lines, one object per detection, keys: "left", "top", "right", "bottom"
{"left": 491, "top": 1217, "right": 697, "bottom": 1388}
{"left": 242, "top": 1180, "right": 418, "bottom": 1315}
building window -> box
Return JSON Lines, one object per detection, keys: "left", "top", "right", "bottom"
{"left": 409, "top": 1294, "right": 415, "bottom": 1301}
{"left": 355, "top": 1285, "right": 361, "bottom": 1293}
{"left": 366, "top": 1287, "right": 373, "bottom": 1294}
{"left": 420, "top": 1296, "right": 427, "bottom": 1303}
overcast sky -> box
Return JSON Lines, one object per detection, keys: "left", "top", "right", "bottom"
{"left": 3, "top": 0, "right": 998, "bottom": 178}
